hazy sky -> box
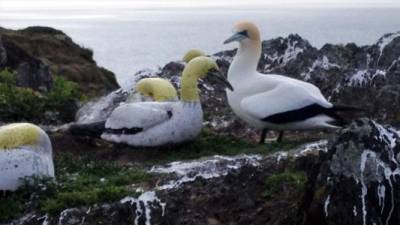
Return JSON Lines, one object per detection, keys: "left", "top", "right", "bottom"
{"left": 2, "top": 0, "right": 400, "bottom": 9}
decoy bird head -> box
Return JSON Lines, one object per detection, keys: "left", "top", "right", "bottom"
{"left": 0, "top": 123, "right": 42, "bottom": 149}
{"left": 182, "top": 49, "right": 207, "bottom": 63}
{"left": 135, "top": 78, "right": 178, "bottom": 102}
{"left": 223, "top": 21, "right": 261, "bottom": 45}
{"left": 183, "top": 56, "right": 233, "bottom": 91}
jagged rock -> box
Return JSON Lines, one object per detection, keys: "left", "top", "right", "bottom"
{"left": 304, "top": 118, "right": 400, "bottom": 225}
{"left": 0, "top": 35, "right": 53, "bottom": 91}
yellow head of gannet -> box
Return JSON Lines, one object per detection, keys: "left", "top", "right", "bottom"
{"left": 223, "top": 21, "right": 261, "bottom": 45}
{"left": 0, "top": 123, "right": 42, "bottom": 149}
{"left": 182, "top": 49, "right": 207, "bottom": 63}
{"left": 135, "top": 78, "right": 177, "bottom": 102}
{"left": 180, "top": 56, "right": 233, "bottom": 102}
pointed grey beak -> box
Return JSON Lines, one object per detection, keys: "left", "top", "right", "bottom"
{"left": 208, "top": 69, "right": 234, "bottom": 91}
{"left": 223, "top": 32, "right": 247, "bottom": 44}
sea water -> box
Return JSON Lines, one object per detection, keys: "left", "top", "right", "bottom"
{"left": 1, "top": 7, "right": 400, "bottom": 85}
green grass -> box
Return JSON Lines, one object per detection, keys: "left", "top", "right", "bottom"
{"left": 0, "top": 153, "right": 150, "bottom": 221}
{"left": 0, "top": 69, "right": 82, "bottom": 124}
{"left": 160, "top": 130, "right": 311, "bottom": 162}
{"left": 262, "top": 171, "right": 308, "bottom": 199}
{"left": 0, "top": 131, "right": 311, "bottom": 222}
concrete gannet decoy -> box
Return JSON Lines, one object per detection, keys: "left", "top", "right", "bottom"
{"left": 71, "top": 56, "right": 233, "bottom": 147}
{"left": 0, "top": 123, "right": 54, "bottom": 191}
{"left": 126, "top": 77, "right": 178, "bottom": 103}
{"left": 223, "top": 21, "right": 359, "bottom": 143}
{"left": 136, "top": 78, "right": 178, "bottom": 102}
{"left": 183, "top": 49, "right": 207, "bottom": 63}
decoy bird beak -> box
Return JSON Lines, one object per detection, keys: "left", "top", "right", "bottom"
{"left": 223, "top": 32, "right": 247, "bottom": 44}
{"left": 208, "top": 69, "right": 234, "bottom": 91}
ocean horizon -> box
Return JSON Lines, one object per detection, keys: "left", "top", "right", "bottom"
{"left": 2, "top": 7, "right": 400, "bottom": 85}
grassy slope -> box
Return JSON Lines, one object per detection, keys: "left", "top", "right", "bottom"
{"left": 0, "top": 130, "right": 316, "bottom": 222}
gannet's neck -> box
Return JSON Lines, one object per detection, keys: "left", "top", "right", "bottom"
{"left": 229, "top": 40, "right": 262, "bottom": 80}
{"left": 180, "top": 70, "right": 200, "bottom": 102}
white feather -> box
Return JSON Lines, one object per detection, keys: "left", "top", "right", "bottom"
{"left": 105, "top": 102, "right": 173, "bottom": 130}
{"left": 239, "top": 74, "right": 332, "bottom": 120}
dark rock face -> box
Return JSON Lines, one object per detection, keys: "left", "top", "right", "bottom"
{"left": 0, "top": 37, "right": 7, "bottom": 67}
{"left": 0, "top": 35, "right": 52, "bottom": 91}
{"left": 0, "top": 26, "right": 118, "bottom": 96}
{"left": 304, "top": 118, "right": 400, "bottom": 225}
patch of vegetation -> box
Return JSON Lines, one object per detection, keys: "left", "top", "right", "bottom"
{"left": 45, "top": 75, "right": 82, "bottom": 122}
{"left": 109, "top": 130, "right": 312, "bottom": 165}
{"left": 170, "top": 130, "right": 310, "bottom": 160}
{"left": 0, "top": 153, "right": 150, "bottom": 221}
{"left": 262, "top": 171, "right": 307, "bottom": 199}
{"left": 0, "top": 69, "right": 82, "bottom": 124}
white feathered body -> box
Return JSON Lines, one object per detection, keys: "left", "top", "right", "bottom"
{"left": 227, "top": 70, "right": 337, "bottom": 130}
{"left": 0, "top": 124, "right": 54, "bottom": 191}
{"left": 101, "top": 101, "right": 203, "bottom": 147}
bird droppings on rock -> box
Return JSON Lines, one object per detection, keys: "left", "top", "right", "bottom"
{"left": 150, "top": 154, "right": 262, "bottom": 190}
{"left": 120, "top": 191, "right": 166, "bottom": 225}
{"left": 311, "top": 118, "right": 400, "bottom": 225}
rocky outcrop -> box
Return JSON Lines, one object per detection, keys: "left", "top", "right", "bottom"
{"left": 0, "top": 26, "right": 118, "bottom": 96}
{"left": 0, "top": 35, "right": 52, "bottom": 91}
{"left": 10, "top": 118, "right": 400, "bottom": 225}
{"left": 305, "top": 118, "right": 400, "bottom": 225}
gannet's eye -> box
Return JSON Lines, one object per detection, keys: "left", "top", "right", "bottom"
{"left": 238, "top": 30, "right": 249, "bottom": 37}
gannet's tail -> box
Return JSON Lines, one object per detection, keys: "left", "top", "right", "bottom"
{"left": 325, "top": 105, "right": 364, "bottom": 127}
{"left": 68, "top": 121, "right": 106, "bottom": 138}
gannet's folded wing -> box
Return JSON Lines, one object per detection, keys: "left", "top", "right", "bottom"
{"left": 105, "top": 102, "right": 172, "bottom": 130}
{"left": 240, "top": 84, "right": 332, "bottom": 123}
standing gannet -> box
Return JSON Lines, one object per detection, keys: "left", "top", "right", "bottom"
{"left": 223, "top": 21, "right": 358, "bottom": 143}
{"left": 71, "top": 56, "right": 233, "bottom": 147}
{"left": 0, "top": 123, "right": 54, "bottom": 191}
